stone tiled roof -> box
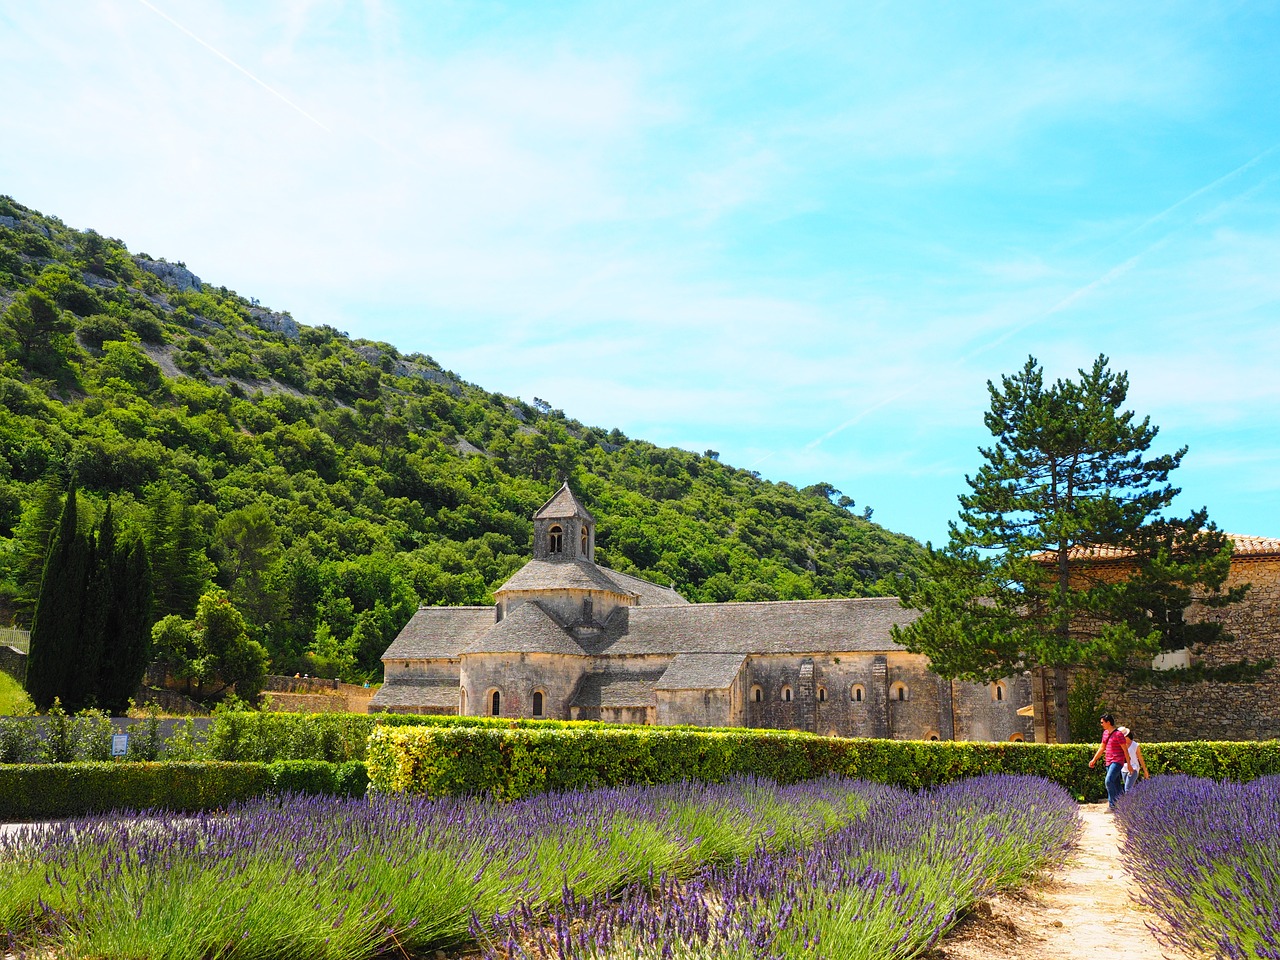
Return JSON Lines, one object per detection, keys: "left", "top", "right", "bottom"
{"left": 571, "top": 670, "right": 665, "bottom": 708}
{"left": 382, "top": 606, "right": 493, "bottom": 660}
{"left": 464, "top": 601, "right": 588, "bottom": 656}
{"left": 601, "top": 568, "right": 688, "bottom": 606}
{"left": 534, "top": 482, "right": 595, "bottom": 521}
{"left": 494, "top": 558, "right": 686, "bottom": 605}
{"left": 655, "top": 653, "right": 746, "bottom": 690}
{"left": 369, "top": 677, "right": 460, "bottom": 710}
{"left": 602, "top": 597, "right": 918, "bottom": 656}
{"left": 1033, "top": 534, "right": 1280, "bottom": 563}
{"left": 496, "top": 559, "right": 631, "bottom": 596}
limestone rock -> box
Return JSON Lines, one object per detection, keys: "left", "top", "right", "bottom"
{"left": 134, "top": 257, "right": 202, "bottom": 292}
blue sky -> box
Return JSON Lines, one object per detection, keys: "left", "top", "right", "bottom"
{"left": 2, "top": 1, "right": 1278, "bottom": 545}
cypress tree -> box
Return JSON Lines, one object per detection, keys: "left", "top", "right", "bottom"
{"left": 98, "top": 536, "right": 154, "bottom": 713}
{"left": 25, "top": 486, "right": 93, "bottom": 711}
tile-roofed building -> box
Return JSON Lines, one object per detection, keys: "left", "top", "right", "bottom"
{"left": 372, "top": 483, "right": 1033, "bottom": 741}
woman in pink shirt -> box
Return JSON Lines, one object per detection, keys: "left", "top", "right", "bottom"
{"left": 1088, "top": 713, "right": 1130, "bottom": 810}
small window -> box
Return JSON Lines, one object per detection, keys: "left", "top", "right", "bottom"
{"left": 581, "top": 527, "right": 588, "bottom": 554}
{"left": 818, "top": 686, "right": 827, "bottom": 703}
{"left": 533, "top": 691, "right": 544, "bottom": 717}
{"left": 460, "top": 689, "right": 467, "bottom": 714}
{"left": 890, "top": 682, "right": 909, "bottom": 702}
{"left": 1009, "top": 733, "right": 1025, "bottom": 742}
{"left": 927, "top": 732, "right": 940, "bottom": 741}
{"left": 751, "top": 685, "right": 763, "bottom": 703}
{"left": 851, "top": 684, "right": 865, "bottom": 703}
{"left": 782, "top": 686, "right": 793, "bottom": 702}
{"left": 548, "top": 525, "right": 563, "bottom": 554}
{"left": 491, "top": 690, "right": 501, "bottom": 716}
{"left": 992, "top": 681, "right": 1006, "bottom": 702}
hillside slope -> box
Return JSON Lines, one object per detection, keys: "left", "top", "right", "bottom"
{"left": 0, "top": 195, "right": 923, "bottom": 679}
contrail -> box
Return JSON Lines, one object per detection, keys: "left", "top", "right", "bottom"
{"left": 761, "top": 143, "right": 1280, "bottom": 467}
{"left": 135, "top": 0, "right": 332, "bottom": 133}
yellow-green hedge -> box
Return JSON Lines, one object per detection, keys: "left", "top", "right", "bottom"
{"left": 366, "top": 725, "right": 1280, "bottom": 802}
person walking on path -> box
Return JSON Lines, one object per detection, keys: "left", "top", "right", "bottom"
{"left": 1118, "top": 726, "right": 1149, "bottom": 792}
{"left": 1088, "top": 714, "right": 1129, "bottom": 810}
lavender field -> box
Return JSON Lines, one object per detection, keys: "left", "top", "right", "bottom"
{"left": 1117, "top": 775, "right": 1280, "bottom": 960}
{"left": 0, "top": 775, "right": 1077, "bottom": 960}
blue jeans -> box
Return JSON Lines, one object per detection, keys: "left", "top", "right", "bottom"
{"left": 1105, "top": 762, "right": 1125, "bottom": 808}
{"left": 1123, "top": 769, "right": 1139, "bottom": 792}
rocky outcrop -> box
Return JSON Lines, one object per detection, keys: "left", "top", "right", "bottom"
{"left": 134, "top": 257, "right": 202, "bottom": 292}
{"left": 248, "top": 307, "right": 300, "bottom": 339}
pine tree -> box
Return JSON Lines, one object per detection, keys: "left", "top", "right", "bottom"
{"left": 25, "top": 486, "right": 93, "bottom": 711}
{"left": 894, "top": 356, "right": 1251, "bottom": 743}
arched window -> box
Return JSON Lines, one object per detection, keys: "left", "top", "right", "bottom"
{"left": 532, "top": 691, "right": 544, "bottom": 717}
{"left": 490, "top": 689, "right": 501, "bottom": 716}
{"left": 581, "top": 527, "right": 588, "bottom": 554}
{"left": 460, "top": 689, "right": 467, "bottom": 714}
{"left": 890, "top": 682, "right": 909, "bottom": 702}
{"left": 1009, "top": 733, "right": 1025, "bottom": 742}
{"left": 782, "top": 686, "right": 793, "bottom": 702}
{"left": 817, "top": 686, "right": 827, "bottom": 703}
{"left": 927, "top": 732, "right": 940, "bottom": 741}
{"left": 751, "top": 685, "right": 763, "bottom": 703}
{"left": 851, "top": 684, "right": 865, "bottom": 703}
{"left": 992, "top": 681, "right": 1006, "bottom": 702}
{"left": 548, "top": 525, "right": 563, "bottom": 554}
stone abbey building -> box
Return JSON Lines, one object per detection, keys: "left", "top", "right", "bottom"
{"left": 372, "top": 483, "right": 1033, "bottom": 741}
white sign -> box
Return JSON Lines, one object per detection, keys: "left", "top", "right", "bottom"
{"left": 111, "top": 733, "right": 129, "bottom": 758}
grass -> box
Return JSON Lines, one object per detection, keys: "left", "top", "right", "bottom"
{"left": 0, "top": 672, "right": 32, "bottom": 716}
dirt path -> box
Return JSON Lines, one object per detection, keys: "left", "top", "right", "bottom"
{"left": 931, "top": 803, "right": 1192, "bottom": 960}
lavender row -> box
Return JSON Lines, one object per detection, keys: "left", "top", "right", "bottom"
{"left": 480, "top": 775, "right": 1080, "bottom": 960}
{"left": 1116, "top": 775, "right": 1280, "bottom": 960}
{"left": 0, "top": 776, "right": 883, "bottom": 960}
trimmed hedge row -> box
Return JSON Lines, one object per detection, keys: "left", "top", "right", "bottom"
{"left": 0, "top": 760, "right": 368, "bottom": 821}
{"left": 366, "top": 726, "right": 1280, "bottom": 802}
{"left": 202, "top": 710, "right": 745, "bottom": 763}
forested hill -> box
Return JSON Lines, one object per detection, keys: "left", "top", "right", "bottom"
{"left": 0, "top": 195, "right": 923, "bottom": 680}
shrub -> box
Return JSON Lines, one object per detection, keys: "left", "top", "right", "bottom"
{"left": 366, "top": 726, "right": 1280, "bottom": 802}
{"left": 0, "top": 762, "right": 275, "bottom": 820}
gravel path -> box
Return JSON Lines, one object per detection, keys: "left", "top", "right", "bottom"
{"left": 931, "top": 802, "right": 1192, "bottom": 960}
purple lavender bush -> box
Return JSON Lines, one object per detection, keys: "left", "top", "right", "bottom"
{"left": 0, "top": 776, "right": 883, "bottom": 959}
{"left": 481, "top": 775, "right": 1079, "bottom": 960}
{"left": 1117, "top": 774, "right": 1280, "bottom": 959}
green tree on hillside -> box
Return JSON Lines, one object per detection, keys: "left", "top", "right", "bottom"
{"left": 151, "top": 591, "right": 268, "bottom": 704}
{"left": 894, "top": 355, "right": 1251, "bottom": 743}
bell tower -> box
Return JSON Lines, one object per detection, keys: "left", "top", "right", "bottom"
{"left": 532, "top": 481, "right": 595, "bottom": 563}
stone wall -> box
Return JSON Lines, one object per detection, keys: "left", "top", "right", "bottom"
{"left": 1101, "top": 556, "right": 1280, "bottom": 741}
{"left": 460, "top": 652, "right": 586, "bottom": 718}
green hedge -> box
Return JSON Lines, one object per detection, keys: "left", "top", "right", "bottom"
{"left": 202, "top": 710, "right": 747, "bottom": 763}
{"left": 0, "top": 760, "right": 368, "bottom": 821}
{"left": 367, "top": 726, "right": 1280, "bottom": 802}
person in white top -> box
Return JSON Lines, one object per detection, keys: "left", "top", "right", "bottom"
{"left": 1118, "top": 726, "right": 1149, "bottom": 791}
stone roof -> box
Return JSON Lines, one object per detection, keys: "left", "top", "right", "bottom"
{"left": 655, "top": 653, "right": 746, "bottom": 690}
{"left": 465, "top": 601, "right": 588, "bottom": 656}
{"left": 571, "top": 669, "right": 665, "bottom": 708}
{"left": 382, "top": 606, "right": 493, "bottom": 660}
{"left": 495, "top": 558, "right": 631, "bottom": 596}
{"left": 494, "top": 558, "right": 686, "bottom": 605}
{"left": 1033, "top": 533, "right": 1280, "bottom": 563}
{"left": 369, "top": 677, "right": 460, "bottom": 710}
{"left": 601, "top": 568, "right": 688, "bottom": 605}
{"left": 534, "top": 482, "right": 595, "bottom": 522}
{"left": 601, "top": 597, "right": 918, "bottom": 656}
